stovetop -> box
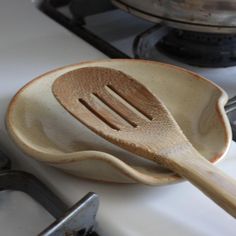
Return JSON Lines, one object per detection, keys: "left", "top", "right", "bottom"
{"left": 1, "top": 0, "right": 236, "bottom": 235}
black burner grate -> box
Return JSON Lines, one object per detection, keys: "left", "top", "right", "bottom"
{"left": 39, "top": 0, "right": 130, "bottom": 59}
{"left": 0, "top": 149, "right": 100, "bottom": 235}
{"left": 157, "top": 29, "right": 236, "bottom": 67}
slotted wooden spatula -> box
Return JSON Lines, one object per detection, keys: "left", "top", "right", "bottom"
{"left": 52, "top": 67, "right": 236, "bottom": 217}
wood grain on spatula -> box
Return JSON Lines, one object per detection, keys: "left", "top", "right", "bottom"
{"left": 52, "top": 66, "right": 236, "bottom": 218}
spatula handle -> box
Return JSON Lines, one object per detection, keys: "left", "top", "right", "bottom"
{"left": 166, "top": 149, "right": 236, "bottom": 218}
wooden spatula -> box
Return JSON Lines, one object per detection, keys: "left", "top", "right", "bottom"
{"left": 52, "top": 66, "right": 236, "bottom": 217}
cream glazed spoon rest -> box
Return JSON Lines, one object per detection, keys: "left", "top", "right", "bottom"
{"left": 6, "top": 59, "right": 231, "bottom": 186}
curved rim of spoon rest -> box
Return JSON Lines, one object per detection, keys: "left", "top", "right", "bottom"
{"left": 6, "top": 59, "right": 232, "bottom": 185}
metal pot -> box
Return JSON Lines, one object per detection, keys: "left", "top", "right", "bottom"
{"left": 112, "top": 0, "right": 236, "bottom": 33}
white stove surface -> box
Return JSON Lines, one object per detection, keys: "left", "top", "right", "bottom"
{"left": 0, "top": 0, "right": 236, "bottom": 235}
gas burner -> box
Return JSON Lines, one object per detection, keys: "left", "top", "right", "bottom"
{"left": 157, "top": 29, "right": 236, "bottom": 68}
{"left": 134, "top": 25, "right": 236, "bottom": 68}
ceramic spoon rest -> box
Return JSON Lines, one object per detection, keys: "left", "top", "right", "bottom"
{"left": 6, "top": 59, "right": 231, "bottom": 185}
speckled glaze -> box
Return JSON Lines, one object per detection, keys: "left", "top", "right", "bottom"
{"left": 6, "top": 59, "right": 232, "bottom": 185}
